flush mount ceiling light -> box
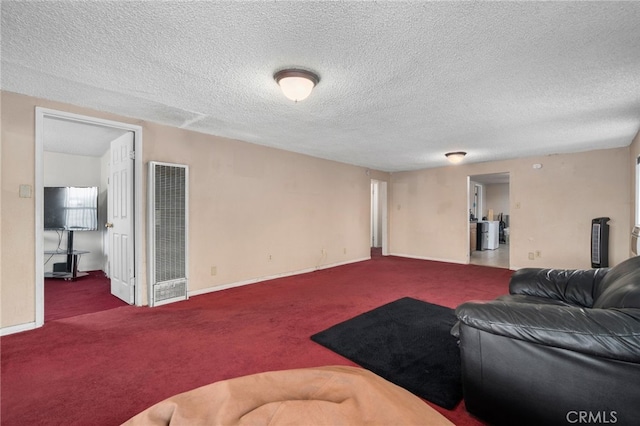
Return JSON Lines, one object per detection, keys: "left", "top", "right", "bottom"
{"left": 274, "top": 68, "right": 319, "bottom": 102}
{"left": 445, "top": 151, "right": 467, "bottom": 164}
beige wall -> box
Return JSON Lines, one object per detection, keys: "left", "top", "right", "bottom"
{"left": 631, "top": 130, "right": 640, "bottom": 229}
{"left": 0, "top": 91, "right": 3, "bottom": 327}
{"left": 1, "top": 91, "right": 387, "bottom": 330}
{"left": 485, "top": 183, "right": 509, "bottom": 220}
{"left": 1, "top": 92, "right": 37, "bottom": 327}
{"left": 390, "top": 148, "right": 631, "bottom": 270}
{"left": 1, "top": 89, "right": 637, "bottom": 331}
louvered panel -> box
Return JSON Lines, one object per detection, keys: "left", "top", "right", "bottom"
{"left": 591, "top": 223, "right": 601, "bottom": 264}
{"left": 148, "top": 161, "right": 189, "bottom": 307}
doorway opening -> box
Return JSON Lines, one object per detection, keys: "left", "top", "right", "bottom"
{"left": 468, "top": 173, "right": 510, "bottom": 269}
{"left": 370, "top": 179, "right": 388, "bottom": 258}
{"left": 35, "top": 108, "right": 143, "bottom": 327}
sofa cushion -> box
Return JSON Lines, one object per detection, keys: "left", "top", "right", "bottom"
{"left": 509, "top": 267, "right": 608, "bottom": 308}
{"left": 455, "top": 300, "right": 640, "bottom": 362}
{"left": 593, "top": 256, "right": 640, "bottom": 309}
{"left": 496, "top": 293, "right": 574, "bottom": 307}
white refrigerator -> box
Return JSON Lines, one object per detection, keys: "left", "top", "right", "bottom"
{"left": 479, "top": 221, "right": 499, "bottom": 250}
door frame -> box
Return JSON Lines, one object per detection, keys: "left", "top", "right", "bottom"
{"left": 468, "top": 172, "right": 511, "bottom": 268}
{"left": 371, "top": 180, "right": 380, "bottom": 247}
{"left": 380, "top": 181, "right": 389, "bottom": 255}
{"left": 35, "top": 107, "right": 144, "bottom": 327}
{"left": 370, "top": 179, "right": 389, "bottom": 255}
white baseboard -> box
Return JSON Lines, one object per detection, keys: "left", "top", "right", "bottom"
{"left": 316, "top": 257, "right": 371, "bottom": 270}
{"left": 388, "top": 252, "right": 468, "bottom": 265}
{"left": 189, "top": 256, "right": 371, "bottom": 298}
{"left": 391, "top": 252, "right": 518, "bottom": 270}
{"left": 1, "top": 321, "right": 37, "bottom": 336}
{"left": 1, "top": 255, "right": 513, "bottom": 335}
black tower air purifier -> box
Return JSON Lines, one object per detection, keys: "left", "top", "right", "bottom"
{"left": 591, "top": 217, "right": 610, "bottom": 268}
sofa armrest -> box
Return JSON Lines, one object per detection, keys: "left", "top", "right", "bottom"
{"left": 509, "top": 267, "right": 609, "bottom": 307}
{"left": 456, "top": 301, "right": 640, "bottom": 362}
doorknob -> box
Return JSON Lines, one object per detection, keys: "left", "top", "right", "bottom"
{"left": 105, "top": 222, "right": 114, "bottom": 228}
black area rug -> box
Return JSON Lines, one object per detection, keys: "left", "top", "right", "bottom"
{"left": 311, "top": 297, "right": 461, "bottom": 409}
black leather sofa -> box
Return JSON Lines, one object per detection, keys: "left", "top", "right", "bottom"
{"left": 453, "top": 255, "right": 640, "bottom": 426}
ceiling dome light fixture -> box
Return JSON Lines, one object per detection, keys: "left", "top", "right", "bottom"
{"left": 445, "top": 151, "right": 467, "bottom": 164}
{"left": 274, "top": 68, "right": 319, "bottom": 102}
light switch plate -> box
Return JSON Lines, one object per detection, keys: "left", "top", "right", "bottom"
{"left": 19, "top": 184, "right": 33, "bottom": 198}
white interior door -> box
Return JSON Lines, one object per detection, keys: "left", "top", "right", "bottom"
{"left": 379, "top": 181, "right": 388, "bottom": 255}
{"left": 371, "top": 181, "right": 379, "bottom": 247}
{"left": 108, "top": 132, "right": 135, "bottom": 304}
{"left": 370, "top": 179, "right": 388, "bottom": 254}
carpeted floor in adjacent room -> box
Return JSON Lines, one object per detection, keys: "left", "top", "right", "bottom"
{"left": 45, "top": 270, "right": 128, "bottom": 321}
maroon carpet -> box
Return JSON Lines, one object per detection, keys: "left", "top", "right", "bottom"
{"left": 45, "top": 270, "right": 128, "bottom": 321}
{"left": 1, "top": 256, "right": 512, "bottom": 425}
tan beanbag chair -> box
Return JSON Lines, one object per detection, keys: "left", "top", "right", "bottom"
{"left": 123, "top": 365, "right": 453, "bottom": 425}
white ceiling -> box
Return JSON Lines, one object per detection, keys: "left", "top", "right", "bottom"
{"left": 471, "top": 173, "right": 510, "bottom": 185}
{"left": 2, "top": 1, "right": 640, "bottom": 172}
{"left": 44, "top": 116, "right": 130, "bottom": 157}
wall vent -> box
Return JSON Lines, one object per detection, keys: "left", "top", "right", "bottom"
{"left": 148, "top": 161, "right": 189, "bottom": 306}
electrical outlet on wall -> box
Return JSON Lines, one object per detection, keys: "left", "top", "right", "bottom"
{"left": 528, "top": 252, "right": 535, "bottom": 260}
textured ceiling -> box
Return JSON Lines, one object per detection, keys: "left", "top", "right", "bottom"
{"left": 2, "top": 1, "right": 640, "bottom": 172}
